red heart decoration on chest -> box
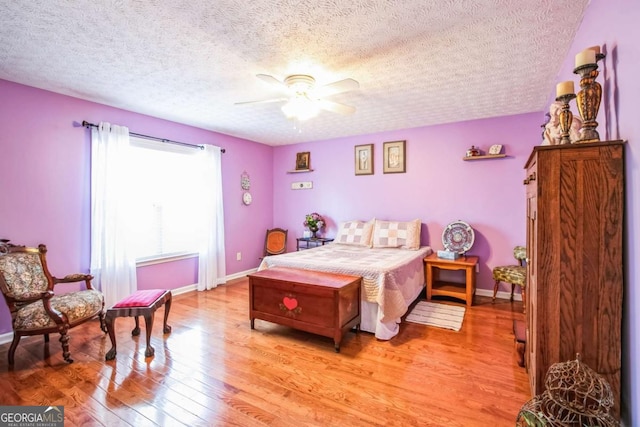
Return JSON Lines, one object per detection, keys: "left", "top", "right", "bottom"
{"left": 282, "top": 296, "right": 298, "bottom": 310}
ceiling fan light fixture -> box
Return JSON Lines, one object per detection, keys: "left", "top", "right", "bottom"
{"left": 281, "top": 95, "right": 319, "bottom": 121}
{"left": 239, "top": 73, "right": 358, "bottom": 121}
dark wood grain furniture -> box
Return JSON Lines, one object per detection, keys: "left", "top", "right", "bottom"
{"left": 513, "top": 319, "right": 526, "bottom": 368}
{"left": 524, "top": 140, "right": 624, "bottom": 418}
{"left": 248, "top": 267, "right": 361, "bottom": 352}
{"left": 105, "top": 289, "right": 172, "bottom": 360}
{"left": 424, "top": 253, "right": 478, "bottom": 307}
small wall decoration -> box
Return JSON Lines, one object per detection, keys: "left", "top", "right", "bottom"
{"left": 240, "top": 171, "right": 250, "bottom": 190}
{"left": 488, "top": 144, "right": 503, "bottom": 155}
{"left": 383, "top": 140, "right": 406, "bottom": 174}
{"left": 295, "top": 152, "right": 310, "bottom": 170}
{"left": 466, "top": 145, "right": 481, "bottom": 157}
{"left": 354, "top": 144, "right": 373, "bottom": 175}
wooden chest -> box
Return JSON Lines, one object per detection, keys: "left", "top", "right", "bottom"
{"left": 248, "top": 267, "right": 361, "bottom": 352}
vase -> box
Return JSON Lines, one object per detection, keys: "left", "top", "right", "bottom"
{"left": 309, "top": 226, "right": 319, "bottom": 238}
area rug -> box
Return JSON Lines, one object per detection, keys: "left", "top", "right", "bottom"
{"left": 405, "top": 301, "right": 466, "bottom": 331}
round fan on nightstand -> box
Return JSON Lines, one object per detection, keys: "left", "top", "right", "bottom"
{"left": 442, "top": 220, "right": 475, "bottom": 255}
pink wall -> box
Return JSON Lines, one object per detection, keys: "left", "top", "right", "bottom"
{"left": 273, "top": 113, "right": 541, "bottom": 291}
{"left": 1, "top": 0, "right": 638, "bottom": 420}
{"left": 0, "top": 80, "right": 274, "bottom": 332}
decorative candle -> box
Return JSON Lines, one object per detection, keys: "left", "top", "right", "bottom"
{"left": 588, "top": 45, "right": 601, "bottom": 55}
{"left": 556, "top": 81, "right": 575, "bottom": 98}
{"left": 575, "top": 49, "right": 596, "bottom": 68}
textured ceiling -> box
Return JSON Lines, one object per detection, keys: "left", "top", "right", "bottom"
{"left": 0, "top": 0, "right": 590, "bottom": 146}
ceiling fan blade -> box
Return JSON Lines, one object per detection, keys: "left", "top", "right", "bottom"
{"left": 256, "top": 74, "right": 286, "bottom": 89}
{"left": 316, "top": 78, "right": 360, "bottom": 97}
{"left": 235, "top": 96, "right": 288, "bottom": 105}
{"left": 317, "top": 99, "right": 356, "bottom": 115}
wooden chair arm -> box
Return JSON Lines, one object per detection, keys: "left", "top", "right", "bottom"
{"left": 40, "top": 290, "right": 65, "bottom": 325}
{"left": 54, "top": 273, "right": 92, "bottom": 283}
{"left": 40, "top": 290, "right": 54, "bottom": 298}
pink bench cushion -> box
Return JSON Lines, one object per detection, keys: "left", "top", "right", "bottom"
{"left": 113, "top": 289, "right": 166, "bottom": 308}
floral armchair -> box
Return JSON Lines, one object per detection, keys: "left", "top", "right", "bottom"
{"left": 0, "top": 242, "right": 105, "bottom": 365}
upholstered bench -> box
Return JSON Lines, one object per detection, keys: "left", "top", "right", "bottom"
{"left": 104, "top": 289, "right": 172, "bottom": 360}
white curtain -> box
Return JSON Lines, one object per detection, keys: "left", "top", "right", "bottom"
{"left": 90, "top": 122, "right": 138, "bottom": 308}
{"left": 197, "top": 145, "right": 226, "bottom": 290}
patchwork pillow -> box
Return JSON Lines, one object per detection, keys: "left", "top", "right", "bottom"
{"left": 372, "top": 219, "right": 421, "bottom": 250}
{"left": 334, "top": 219, "right": 374, "bottom": 246}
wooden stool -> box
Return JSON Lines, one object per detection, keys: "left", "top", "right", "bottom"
{"left": 513, "top": 319, "right": 526, "bottom": 367}
{"left": 105, "top": 289, "right": 172, "bottom": 360}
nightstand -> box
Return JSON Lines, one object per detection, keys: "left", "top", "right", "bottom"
{"left": 296, "top": 237, "right": 334, "bottom": 251}
{"left": 424, "top": 253, "right": 479, "bottom": 307}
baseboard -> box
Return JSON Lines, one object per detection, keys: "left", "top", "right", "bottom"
{"left": 477, "top": 288, "right": 523, "bottom": 301}
{"left": 0, "top": 331, "right": 11, "bottom": 346}
{"left": 225, "top": 267, "right": 258, "bottom": 282}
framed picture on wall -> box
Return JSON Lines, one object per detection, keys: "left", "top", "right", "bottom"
{"left": 354, "top": 144, "right": 373, "bottom": 175}
{"left": 295, "top": 152, "right": 310, "bottom": 170}
{"left": 383, "top": 140, "right": 406, "bottom": 174}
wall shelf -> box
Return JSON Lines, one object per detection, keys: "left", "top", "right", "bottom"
{"left": 462, "top": 154, "right": 507, "bottom": 161}
{"left": 287, "top": 169, "right": 314, "bottom": 173}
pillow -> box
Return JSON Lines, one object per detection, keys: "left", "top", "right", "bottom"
{"left": 334, "top": 219, "right": 374, "bottom": 246}
{"left": 372, "top": 219, "right": 421, "bottom": 250}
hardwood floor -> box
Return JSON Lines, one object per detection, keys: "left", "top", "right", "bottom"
{"left": 0, "top": 277, "right": 530, "bottom": 426}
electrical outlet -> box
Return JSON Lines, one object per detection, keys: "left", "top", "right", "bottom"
{"left": 236, "top": 252, "right": 242, "bottom": 261}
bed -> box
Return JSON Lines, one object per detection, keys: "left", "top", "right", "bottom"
{"left": 258, "top": 225, "right": 432, "bottom": 340}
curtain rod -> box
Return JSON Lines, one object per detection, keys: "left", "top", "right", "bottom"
{"left": 81, "top": 121, "right": 225, "bottom": 153}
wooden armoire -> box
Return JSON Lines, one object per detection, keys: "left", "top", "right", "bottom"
{"left": 524, "top": 140, "right": 624, "bottom": 418}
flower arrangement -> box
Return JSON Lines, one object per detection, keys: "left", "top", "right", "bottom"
{"left": 303, "top": 212, "right": 325, "bottom": 234}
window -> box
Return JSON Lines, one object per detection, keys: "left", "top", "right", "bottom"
{"left": 127, "top": 137, "right": 209, "bottom": 261}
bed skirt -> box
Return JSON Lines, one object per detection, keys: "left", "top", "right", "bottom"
{"left": 360, "top": 278, "right": 424, "bottom": 340}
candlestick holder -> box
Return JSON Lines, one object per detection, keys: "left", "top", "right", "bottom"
{"left": 573, "top": 56, "right": 604, "bottom": 143}
{"left": 555, "top": 93, "right": 577, "bottom": 145}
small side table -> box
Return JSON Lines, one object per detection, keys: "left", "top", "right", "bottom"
{"left": 424, "top": 253, "right": 479, "bottom": 307}
{"left": 296, "top": 237, "right": 334, "bottom": 251}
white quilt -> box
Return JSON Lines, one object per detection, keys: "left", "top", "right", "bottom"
{"left": 258, "top": 244, "right": 432, "bottom": 337}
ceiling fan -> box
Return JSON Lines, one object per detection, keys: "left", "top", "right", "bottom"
{"left": 235, "top": 74, "right": 360, "bottom": 120}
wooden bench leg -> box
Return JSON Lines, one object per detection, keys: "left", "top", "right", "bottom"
{"left": 492, "top": 280, "right": 500, "bottom": 302}
{"left": 163, "top": 294, "right": 172, "bottom": 334}
{"left": 516, "top": 341, "right": 525, "bottom": 367}
{"left": 132, "top": 316, "right": 141, "bottom": 336}
{"left": 513, "top": 320, "right": 526, "bottom": 368}
{"left": 105, "top": 315, "right": 117, "bottom": 361}
{"left": 143, "top": 311, "right": 155, "bottom": 357}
